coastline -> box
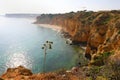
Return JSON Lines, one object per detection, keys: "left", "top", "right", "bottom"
{"left": 36, "top": 24, "right": 62, "bottom": 32}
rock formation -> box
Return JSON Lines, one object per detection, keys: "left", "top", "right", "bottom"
{"left": 0, "top": 66, "right": 85, "bottom": 80}
{"left": 1, "top": 66, "right": 32, "bottom": 80}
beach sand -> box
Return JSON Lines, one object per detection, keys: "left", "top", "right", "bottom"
{"left": 37, "top": 24, "right": 62, "bottom": 31}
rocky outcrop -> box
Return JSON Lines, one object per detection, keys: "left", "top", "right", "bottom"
{"left": 1, "top": 66, "right": 32, "bottom": 80}
{"left": 35, "top": 10, "right": 120, "bottom": 65}
{"left": 0, "top": 66, "right": 86, "bottom": 80}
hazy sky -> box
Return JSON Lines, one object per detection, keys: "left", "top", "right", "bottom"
{"left": 0, "top": 0, "right": 120, "bottom": 14}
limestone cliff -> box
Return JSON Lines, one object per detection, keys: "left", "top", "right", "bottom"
{"left": 35, "top": 10, "right": 120, "bottom": 65}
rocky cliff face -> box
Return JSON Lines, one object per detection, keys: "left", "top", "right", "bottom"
{"left": 35, "top": 10, "right": 120, "bottom": 65}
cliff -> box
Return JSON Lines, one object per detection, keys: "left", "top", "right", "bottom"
{"left": 35, "top": 10, "right": 120, "bottom": 66}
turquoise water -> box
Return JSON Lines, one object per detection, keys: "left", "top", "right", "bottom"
{"left": 0, "top": 17, "right": 78, "bottom": 75}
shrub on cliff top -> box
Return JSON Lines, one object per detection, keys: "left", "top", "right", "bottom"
{"left": 93, "top": 13, "right": 112, "bottom": 26}
{"left": 98, "top": 61, "right": 120, "bottom": 80}
{"left": 85, "top": 66, "right": 102, "bottom": 80}
{"left": 91, "top": 51, "right": 114, "bottom": 66}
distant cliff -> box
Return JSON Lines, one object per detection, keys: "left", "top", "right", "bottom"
{"left": 35, "top": 10, "right": 120, "bottom": 65}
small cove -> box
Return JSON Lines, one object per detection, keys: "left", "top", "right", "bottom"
{"left": 0, "top": 17, "right": 85, "bottom": 75}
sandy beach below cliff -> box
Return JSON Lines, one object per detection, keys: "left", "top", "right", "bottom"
{"left": 37, "top": 24, "right": 62, "bottom": 31}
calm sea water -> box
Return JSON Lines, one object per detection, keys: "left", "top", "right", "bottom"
{"left": 0, "top": 17, "right": 79, "bottom": 75}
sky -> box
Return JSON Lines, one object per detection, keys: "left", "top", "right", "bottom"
{"left": 0, "top": 0, "right": 120, "bottom": 14}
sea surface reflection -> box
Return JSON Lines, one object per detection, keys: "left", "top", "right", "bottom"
{"left": 0, "top": 17, "right": 79, "bottom": 75}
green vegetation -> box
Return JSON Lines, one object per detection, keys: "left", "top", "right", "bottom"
{"left": 101, "top": 61, "right": 120, "bottom": 80}
{"left": 84, "top": 51, "right": 120, "bottom": 80}
{"left": 85, "top": 66, "right": 102, "bottom": 80}
{"left": 92, "top": 51, "right": 114, "bottom": 66}
{"left": 85, "top": 60, "right": 120, "bottom": 80}
{"left": 93, "top": 13, "right": 112, "bottom": 26}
